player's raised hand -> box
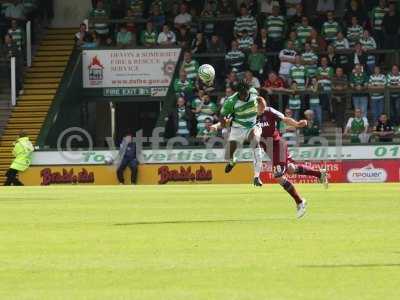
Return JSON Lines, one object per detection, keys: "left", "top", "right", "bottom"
{"left": 297, "top": 120, "right": 308, "bottom": 128}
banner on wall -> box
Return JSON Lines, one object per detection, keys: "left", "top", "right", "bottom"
{"left": 82, "top": 48, "right": 181, "bottom": 94}
{"left": 30, "top": 145, "right": 400, "bottom": 166}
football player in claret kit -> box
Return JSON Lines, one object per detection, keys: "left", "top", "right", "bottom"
{"left": 254, "top": 97, "right": 328, "bottom": 218}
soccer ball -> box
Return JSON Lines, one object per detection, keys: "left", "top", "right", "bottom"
{"left": 198, "top": 64, "right": 215, "bottom": 85}
{"left": 104, "top": 156, "right": 114, "bottom": 165}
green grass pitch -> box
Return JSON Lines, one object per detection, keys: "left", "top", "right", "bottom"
{"left": 0, "top": 183, "right": 399, "bottom": 300}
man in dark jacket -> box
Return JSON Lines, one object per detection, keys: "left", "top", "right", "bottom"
{"left": 2, "top": 34, "right": 23, "bottom": 92}
{"left": 165, "top": 97, "right": 195, "bottom": 138}
{"left": 348, "top": 42, "right": 368, "bottom": 71}
{"left": 116, "top": 132, "right": 138, "bottom": 185}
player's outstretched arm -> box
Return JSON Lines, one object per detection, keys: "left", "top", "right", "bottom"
{"left": 283, "top": 117, "right": 307, "bottom": 128}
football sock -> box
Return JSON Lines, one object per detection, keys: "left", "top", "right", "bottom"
{"left": 295, "top": 165, "right": 321, "bottom": 178}
{"left": 253, "top": 148, "right": 263, "bottom": 178}
{"left": 280, "top": 179, "right": 302, "bottom": 205}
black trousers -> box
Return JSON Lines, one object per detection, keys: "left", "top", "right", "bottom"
{"left": 117, "top": 158, "right": 138, "bottom": 184}
{"left": 4, "top": 168, "right": 24, "bottom": 186}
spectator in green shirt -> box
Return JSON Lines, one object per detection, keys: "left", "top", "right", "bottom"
{"left": 247, "top": 44, "right": 266, "bottom": 78}
{"left": 173, "top": 69, "right": 195, "bottom": 98}
{"left": 350, "top": 63, "right": 369, "bottom": 117}
{"left": 344, "top": 108, "right": 370, "bottom": 143}
{"left": 140, "top": 21, "right": 157, "bottom": 47}
{"left": 302, "top": 109, "right": 320, "bottom": 144}
{"left": 116, "top": 24, "right": 134, "bottom": 48}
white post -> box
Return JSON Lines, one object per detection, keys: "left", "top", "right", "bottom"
{"left": 110, "top": 102, "right": 115, "bottom": 141}
{"left": 26, "top": 21, "right": 32, "bottom": 67}
{"left": 11, "top": 57, "right": 16, "bottom": 106}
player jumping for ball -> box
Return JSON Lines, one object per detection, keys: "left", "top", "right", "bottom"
{"left": 254, "top": 97, "right": 328, "bottom": 218}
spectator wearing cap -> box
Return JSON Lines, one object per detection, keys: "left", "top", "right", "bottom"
{"left": 350, "top": 63, "right": 369, "bottom": 118}
{"left": 302, "top": 110, "right": 320, "bottom": 144}
{"left": 346, "top": 16, "right": 363, "bottom": 48}
{"left": 225, "top": 40, "right": 246, "bottom": 73}
{"left": 157, "top": 24, "right": 176, "bottom": 46}
{"left": 368, "top": 65, "right": 386, "bottom": 122}
{"left": 321, "top": 11, "right": 340, "bottom": 44}
{"left": 140, "top": 21, "right": 158, "bottom": 47}
{"left": 264, "top": 5, "right": 285, "bottom": 51}
{"left": 373, "top": 113, "right": 394, "bottom": 143}
{"left": 234, "top": 5, "right": 257, "bottom": 38}
{"left": 247, "top": 44, "right": 266, "bottom": 78}
{"left": 382, "top": 2, "right": 400, "bottom": 50}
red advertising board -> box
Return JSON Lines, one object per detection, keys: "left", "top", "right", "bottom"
{"left": 260, "top": 160, "right": 400, "bottom": 183}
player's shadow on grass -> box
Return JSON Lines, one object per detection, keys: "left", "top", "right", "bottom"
{"left": 114, "top": 218, "right": 270, "bottom": 226}
{"left": 300, "top": 263, "right": 400, "bottom": 268}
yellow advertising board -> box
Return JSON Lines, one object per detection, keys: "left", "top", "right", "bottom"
{"left": 19, "top": 163, "right": 253, "bottom": 186}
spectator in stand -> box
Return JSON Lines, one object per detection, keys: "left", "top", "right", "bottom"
{"left": 359, "top": 30, "right": 377, "bottom": 74}
{"left": 149, "top": 5, "right": 166, "bottom": 32}
{"left": 157, "top": 24, "right": 176, "bottom": 46}
{"left": 302, "top": 110, "right": 320, "bottom": 144}
{"left": 174, "top": 3, "right": 192, "bottom": 29}
{"left": 344, "top": 108, "right": 369, "bottom": 144}
{"left": 331, "top": 67, "right": 348, "bottom": 128}
{"left": 262, "top": 71, "right": 286, "bottom": 109}
{"left": 165, "top": 96, "right": 194, "bottom": 138}
{"left": 219, "top": 86, "right": 234, "bottom": 107}
{"left": 288, "top": 4, "right": 304, "bottom": 31}
{"left": 140, "top": 21, "right": 158, "bottom": 47}
{"left": 288, "top": 81, "right": 301, "bottom": 120}
{"left": 3, "top": 0, "right": 25, "bottom": 21}
{"left": 90, "top": 0, "right": 109, "bottom": 40}
{"left": 193, "top": 94, "right": 217, "bottom": 134}
{"left": 308, "top": 77, "right": 322, "bottom": 125}
{"left": 264, "top": 5, "right": 285, "bottom": 51}
{"left": 346, "top": 16, "right": 363, "bottom": 48}
{"left": 248, "top": 44, "right": 266, "bottom": 78}
{"left": 207, "top": 34, "right": 226, "bottom": 53}
{"left": 182, "top": 50, "right": 199, "bottom": 82}
{"left": 7, "top": 19, "right": 23, "bottom": 51}
{"left": 296, "top": 16, "right": 313, "bottom": 46}
{"left": 326, "top": 44, "right": 340, "bottom": 69}
{"left": 255, "top": 27, "right": 270, "bottom": 52}
{"left": 373, "top": 113, "right": 394, "bottom": 142}
{"left": 237, "top": 29, "right": 254, "bottom": 52}
{"left": 218, "top": 0, "right": 234, "bottom": 15}
{"left": 382, "top": 2, "right": 400, "bottom": 49}
{"left": 176, "top": 25, "right": 192, "bottom": 49}
{"left": 344, "top": 0, "right": 368, "bottom": 28}
{"left": 225, "top": 40, "right": 246, "bottom": 73}
{"left": 321, "top": 11, "right": 340, "bottom": 44}
{"left": 174, "top": 69, "right": 195, "bottom": 98}
{"left": 350, "top": 63, "right": 369, "bottom": 117}
{"left": 306, "top": 28, "right": 326, "bottom": 52}
{"left": 301, "top": 42, "right": 318, "bottom": 79}
{"left": 279, "top": 108, "right": 298, "bottom": 146}
{"left": 259, "top": 0, "right": 280, "bottom": 19}
{"left": 316, "top": 0, "right": 334, "bottom": 15}
{"left": 387, "top": 64, "right": 400, "bottom": 125}
{"left": 333, "top": 32, "right": 350, "bottom": 71}
{"left": 285, "top": 0, "right": 302, "bottom": 18}
{"left": 285, "top": 30, "right": 302, "bottom": 52}
{"left": 368, "top": 65, "right": 386, "bottom": 122}
{"left": 197, "top": 117, "right": 218, "bottom": 142}
{"left": 233, "top": 5, "right": 257, "bottom": 38}
{"left": 370, "top": 0, "right": 388, "bottom": 48}
{"left": 75, "top": 23, "right": 90, "bottom": 46}
{"left": 127, "top": 0, "right": 144, "bottom": 17}
{"left": 2, "top": 33, "right": 22, "bottom": 93}
{"left": 116, "top": 24, "right": 134, "bottom": 48}
{"left": 125, "top": 9, "right": 137, "bottom": 34}
{"left": 200, "top": 1, "right": 216, "bottom": 37}
{"left": 244, "top": 70, "right": 260, "bottom": 89}
{"left": 278, "top": 40, "right": 297, "bottom": 82}
{"left": 316, "top": 56, "right": 334, "bottom": 119}
{"left": 191, "top": 32, "right": 207, "bottom": 54}
{"left": 349, "top": 42, "right": 367, "bottom": 71}
{"left": 289, "top": 54, "right": 308, "bottom": 89}
{"left": 225, "top": 70, "right": 239, "bottom": 89}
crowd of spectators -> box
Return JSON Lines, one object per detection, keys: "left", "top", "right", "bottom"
{"left": 82, "top": 0, "right": 400, "bottom": 144}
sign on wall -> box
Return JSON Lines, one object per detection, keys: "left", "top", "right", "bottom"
{"left": 82, "top": 48, "right": 181, "bottom": 95}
